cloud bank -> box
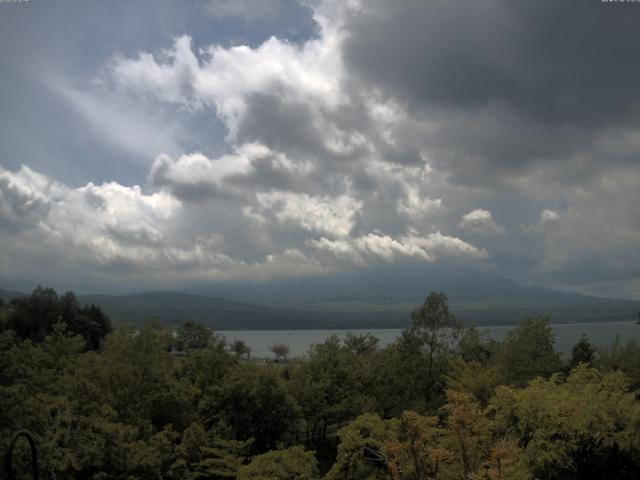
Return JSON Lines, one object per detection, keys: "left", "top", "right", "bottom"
{"left": 0, "top": 0, "right": 638, "bottom": 298}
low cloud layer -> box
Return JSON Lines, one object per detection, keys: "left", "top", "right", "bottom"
{"left": 0, "top": 0, "right": 638, "bottom": 298}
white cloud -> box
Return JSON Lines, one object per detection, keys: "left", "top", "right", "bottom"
{"left": 405, "top": 231, "right": 489, "bottom": 260}
{"left": 11, "top": 3, "right": 490, "bottom": 287}
{"left": 109, "top": 31, "right": 346, "bottom": 139}
{"left": 0, "top": 166, "right": 57, "bottom": 226}
{"left": 520, "top": 209, "right": 562, "bottom": 234}
{"left": 150, "top": 143, "right": 264, "bottom": 196}
{"left": 48, "top": 182, "right": 182, "bottom": 266}
{"left": 0, "top": 165, "right": 182, "bottom": 268}
{"left": 398, "top": 186, "right": 442, "bottom": 218}
{"left": 255, "top": 191, "right": 361, "bottom": 237}
{"left": 459, "top": 209, "right": 505, "bottom": 235}
{"left": 309, "top": 231, "right": 487, "bottom": 267}
{"left": 540, "top": 209, "right": 560, "bottom": 223}
{"left": 149, "top": 142, "right": 313, "bottom": 201}
{"left": 0, "top": 163, "right": 489, "bottom": 287}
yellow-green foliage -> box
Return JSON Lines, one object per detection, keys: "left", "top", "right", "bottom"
{"left": 491, "top": 365, "right": 640, "bottom": 478}
{"left": 328, "top": 392, "right": 529, "bottom": 480}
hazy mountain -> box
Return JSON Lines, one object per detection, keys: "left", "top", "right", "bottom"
{"left": 0, "top": 289, "right": 27, "bottom": 302}
{"left": 189, "top": 264, "right": 636, "bottom": 306}
{"left": 76, "top": 291, "right": 407, "bottom": 330}
{"left": 2, "top": 266, "right": 637, "bottom": 329}
{"left": 184, "top": 264, "right": 638, "bottom": 326}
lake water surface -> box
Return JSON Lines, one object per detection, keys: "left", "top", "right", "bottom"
{"left": 220, "top": 321, "right": 640, "bottom": 358}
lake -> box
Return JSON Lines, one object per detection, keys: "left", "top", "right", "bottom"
{"left": 220, "top": 321, "right": 640, "bottom": 358}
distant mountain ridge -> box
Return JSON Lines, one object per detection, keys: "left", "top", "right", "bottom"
{"left": 1, "top": 266, "right": 637, "bottom": 329}
{"left": 79, "top": 291, "right": 406, "bottom": 330}
{"left": 0, "top": 289, "right": 28, "bottom": 301}
{"left": 184, "top": 264, "right": 638, "bottom": 327}
{"left": 188, "top": 263, "right": 636, "bottom": 307}
{"left": 187, "top": 264, "right": 633, "bottom": 305}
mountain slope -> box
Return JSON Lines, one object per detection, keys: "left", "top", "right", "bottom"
{"left": 3, "top": 265, "right": 637, "bottom": 329}
{"left": 187, "top": 264, "right": 638, "bottom": 326}
{"left": 0, "top": 289, "right": 28, "bottom": 302}
{"left": 82, "top": 286, "right": 636, "bottom": 330}
{"left": 190, "top": 264, "right": 634, "bottom": 305}
{"left": 76, "top": 291, "right": 407, "bottom": 330}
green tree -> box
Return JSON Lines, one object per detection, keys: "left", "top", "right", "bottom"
{"left": 491, "top": 365, "right": 640, "bottom": 479}
{"left": 5, "top": 288, "right": 111, "bottom": 350}
{"left": 598, "top": 337, "right": 640, "bottom": 389}
{"left": 388, "top": 292, "right": 462, "bottom": 408}
{"left": 176, "top": 320, "right": 213, "bottom": 351}
{"left": 172, "top": 422, "right": 250, "bottom": 479}
{"left": 97, "top": 326, "right": 197, "bottom": 430}
{"left": 230, "top": 339, "right": 251, "bottom": 359}
{"left": 383, "top": 411, "right": 453, "bottom": 480}
{"left": 441, "top": 390, "right": 491, "bottom": 478}
{"left": 441, "top": 390, "right": 528, "bottom": 480}
{"left": 325, "top": 413, "right": 396, "bottom": 480}
{"left": 7, "top": 286, "right": 60, "bottom": 341}
{"left": 569, "top": 335, "right": 596, "bottom": 368}
{"left": 238, "top": 446, "right": 319, "bottom": 480}
{"left": 0, "top": 298, "right": 11, "bottom": 332}
{"left": 457, "top": 325, "right": 496, "bottom": 364}
{"left": 201, "top": 363, "right": 297, "bottom": 453}
{"left": 289, "top": 336, "right": 371, "bottom": 441}
{"left": 409, "top": 292, "right": 462, "bottom": 366}
{"left": 42, "top": 322, "right": 85, "bottom": 374}
{"left": 180, "top": 339, "right": 236, "bottom": 394}
{"left": 494, "top": 317, "right": 562, "bottom": 386}
{"left": 269, "top": 342, "right": 291, "bottom": 362}
{"left": 446, "top": 358, "right": 504, "bottom": 407}
{"left": 343, "top": 332, "right": 379, "bottom": 355}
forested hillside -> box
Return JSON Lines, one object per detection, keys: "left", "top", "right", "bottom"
{"left": 2, "top": 288, "right": 640, "bottom": 479}
{"left": 3, "top": 272, "right": 637, "bottom": 330}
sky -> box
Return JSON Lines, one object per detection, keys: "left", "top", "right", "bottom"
{"left": 0, "top": 0, "right": 639, "bottom": 299}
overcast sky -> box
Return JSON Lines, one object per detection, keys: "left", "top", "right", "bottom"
{"left": 0, "top": 0, "right": 638, "bottom": 299}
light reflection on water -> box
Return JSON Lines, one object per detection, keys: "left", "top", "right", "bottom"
{"left": 220, "top": 321, "right": 640, "bottom": 359}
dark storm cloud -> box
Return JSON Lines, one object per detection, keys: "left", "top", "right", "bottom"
{"left": 228, "top": 156, "right": 323, "bottom": 195}
{"left": 340, "top": 0, "right": 640, "bottom": 190}
{"left": 235, "top": 93, "right": 345, "bottom": 162}
{"left": 331, "top": 0, "right": 640, "bottom": 298}
{"left": 345, "top": 0, "right": 640, "bottom": 128}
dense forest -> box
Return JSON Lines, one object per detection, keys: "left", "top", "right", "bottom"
{"left": 2, "top": 287, "right": 640, "bottom": 479}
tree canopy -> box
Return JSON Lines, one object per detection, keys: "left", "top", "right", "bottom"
{"left": 3, "top": 286, "right": 112, "bottom": 349}
{"left": 2, "top": 287, "right": 640, "bottom": 479}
